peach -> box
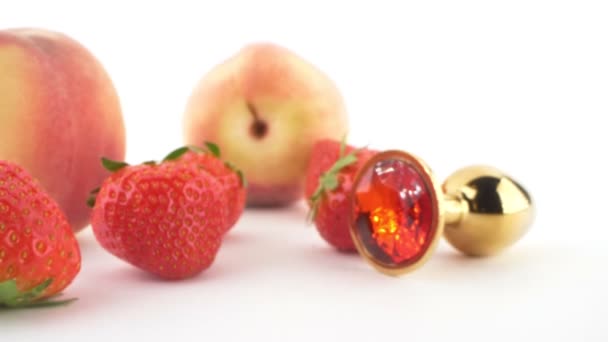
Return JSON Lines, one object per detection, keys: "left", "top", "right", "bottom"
{"left": 0, "top": 28, "right": 125, "bottom": 232}
{"left": 184, "top": 43, "right": 348, "bottom": 206}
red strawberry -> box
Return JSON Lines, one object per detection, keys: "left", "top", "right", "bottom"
{"left": 306, "top": 139, "right": 376, "bottom": 251}
{"left": 0, "top": 161, "right": 81, "bottom": 308}
{"left": 89, "top": 148, "right": 227, "bottom": 280}
{"left": 178, "top": 143, "right": 246, "bottom": 234}
{"left": 305, "top": 139, "right": 358, "bottom": 202}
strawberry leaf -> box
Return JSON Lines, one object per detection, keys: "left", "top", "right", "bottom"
{"left": 236, "top": 169, "right": 247, "bottom": 188}
{"left": 186, "top": 145, "right": 205, "bottom": 154}
{"left": 86, "top": 196, "right": 96, "bottom": 209}
{"left": 0, "top": 279, "right": 76, "bottom": 309}
{"left": 224, "top": 161, "right": 247, "bottom": 188}
{"left": 86, "top": 187, "right": 100, "bottom": 208}
{"left": 320, "top": 173, "right": 339, "bottom": 191}
{"left": 307, "top": 148, "right": 360, "bottom": 222}
{"left": 162, "top": 147, "right": 190, "bottom": 162}
{"left": 307, "top": 198, "right": 321, "bottom": 223}
{"left": 204, "top": 141, "right": 221, "bottom": 158}
{"left": 162, "top": 144, "right": 214, "bottom": 162}
{"left": 101, "top": 157, "right": 129, "bottom": 172}
{"left": 326, "top": 153, "right": 358, "bottom": 175}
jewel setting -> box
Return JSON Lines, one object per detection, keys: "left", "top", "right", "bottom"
{"left": 350, "top": 151, "right": 443, "bottom": 275}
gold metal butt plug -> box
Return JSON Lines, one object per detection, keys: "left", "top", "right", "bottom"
{"left": 349, "top": 150, "right": 534, "bottom": 276}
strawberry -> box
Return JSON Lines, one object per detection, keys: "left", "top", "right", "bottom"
{"left": 305, "top": 139, "right": 356, "bottom": 202}
{"left": 177, "top": 142, "right": 246, "bottom": 234}
{"left": 89, "top": 147, "right": 228, "bottom": 280}
{"left": 306, "top": 139, "right": 376, "bottom": 251}
{"left": 0, "top": 161, "right": 81, "bottom": 308}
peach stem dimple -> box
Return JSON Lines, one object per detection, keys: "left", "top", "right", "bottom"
{"left": 246, "top": 102, "right": 268, "bottom": 139}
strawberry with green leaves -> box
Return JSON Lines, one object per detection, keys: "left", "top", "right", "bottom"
{"left": 89, "top": 145, "right": 231, "bottom": 280}
{"left": 305, "top": 139, "right": 376, "bottom": 251}
{"left": 177, "top": 143, "right": 246, "bottom": 234}
{"left": 0, "top": 161, "right": 81, "bottom": 308}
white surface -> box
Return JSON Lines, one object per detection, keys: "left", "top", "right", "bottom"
{"left": 2, "top": 0, "right": 608, "bottom": 341}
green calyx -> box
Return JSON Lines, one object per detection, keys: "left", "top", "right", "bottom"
{"left": 0, "top": 279, "right": 76, "bottom": 309}
{"left": 87, "top": 156, "right": 131, "bottom": 208}
{"left": 308, "top": 141, "right": 360, "bottom": 222}
{"left": 102, "top": 157, "right": 129, "bottom": 172}
{"left": 164, "top": 141, "right": 247, "bottom": 188}
{"left": 225, "top": 162, "right": 247, "bottom": 188}
{"left": 162, "top": 141, "right": 220, "bottom": 162}
{"left": 87, "top": 141, "right": 247, "bottom": 208}
{"left": 86, "top": 187, "right": 101, "bottom": 208}
{"left": 203, "top": 142, "right": 221, "bottom": 158}
{"left": 162, "top": 146, "right": 190, "bottom": 162}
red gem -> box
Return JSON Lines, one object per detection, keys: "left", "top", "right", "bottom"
{"left": 352, "top": 158, "right": 436, "bottom": 266}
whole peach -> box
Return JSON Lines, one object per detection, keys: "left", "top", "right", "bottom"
{"left": 184, "top": 43, "right": 348, "bottom": 206}
{"left": 0, "top": 28, "right": 126, "bottom": 232}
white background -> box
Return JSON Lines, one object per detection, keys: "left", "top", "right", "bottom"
{"left": 2, "top": 0, "right": 607, "bottom": 341}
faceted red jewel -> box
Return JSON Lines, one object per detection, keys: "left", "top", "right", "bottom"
{"left": 352, "top": 158, "right": 436, "bottom": 267}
